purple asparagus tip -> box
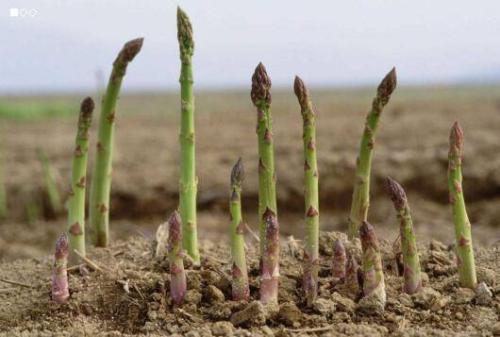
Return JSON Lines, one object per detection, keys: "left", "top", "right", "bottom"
{"left": 251, "top": 62, "right": 272, "bottom": 106}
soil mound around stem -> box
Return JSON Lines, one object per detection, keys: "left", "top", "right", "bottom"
{"left": 0, "top": 231, "right": 498, "bottom": 336}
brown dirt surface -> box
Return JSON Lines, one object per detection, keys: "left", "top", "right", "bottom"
{"left": 0, "top": 231, "right": 498, "bottom": 336}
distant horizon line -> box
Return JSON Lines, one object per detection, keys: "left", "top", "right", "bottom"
{"left": 1, "top": 80, "right": 499, "bottom": 97}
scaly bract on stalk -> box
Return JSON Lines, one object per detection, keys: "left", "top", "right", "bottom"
{"left": 52, "top": 233, "right": 69, "bottom": 304}
{"left": 230, "top": 158, "right": 250, "bottom": 301}
{"left": 89, "top": 38, "right": 144, "bottom": 247}
{"left": 67, "top": 97, "right": 94, "bottom": 263}
{"left": 347, "top": 68, "right": 397, "bottom": 238}
{"left": 167, "top": 211, "right": 187, "bottom": 305}
{"left": 448, "top": 122, "right": 477, "bottom": 289}
{"left": 294, "top": 76, "right": 319, "bottom": 306}
{"left": 386, "top": 177, "right": 422, "bottom": 294}
{"left": 177, "top": 7, "right": 200, "bottom": 264}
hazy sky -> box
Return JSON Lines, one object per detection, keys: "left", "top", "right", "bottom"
{"left": 2, "top": 0, "right": 500, "bottom": 93}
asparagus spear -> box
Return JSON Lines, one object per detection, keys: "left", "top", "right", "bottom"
{"left": 332, "top": 239, "right": 347, "bottom": 280}
{"left": 89, "top": 37, "right": 144, "bottom": 247}
{"left": 347, "top": 68, "right": 397, "bottom": 238}
{"left": 294, "top": 76, "right": 319, "bottom": 306}
{"left": 167, "top": 210, "right": 187, "bottom": 305}
{"left": 448, "top": 122, "right": 477, "bottom": 289}
{"left": 177, "top": 7, "right": 199, "bottom": 264}
{"left": 360, "top": 221, "right": 385, "bottom": 306}
{"left": 67, "top": 97, "right": 94, "bottom": 262}
{"left": 386, "top": 177, "right": 422, "bottom": 294}
{"left": 345, "top": 253, "right": 360, "bottom": 294}
{"left": 37, "top": 148, "right": 62, "bottom": 215}
{"left": 260, "top": 208, "right": 280, "bottom": 304}
{"left": 52, "top": 233, "right": 69, "bottom": 304}
{"left": 230, "top": 158, "right": 250, "bottom": 301}
{"left": 251, "top": 63, "right": 278, "bottom": 254}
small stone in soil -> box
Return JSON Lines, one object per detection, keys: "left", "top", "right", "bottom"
{"left": 474, "top": 282, "right": 492, "bottom": 305}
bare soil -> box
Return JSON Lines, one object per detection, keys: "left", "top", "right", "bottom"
{"left": 0, "top": 231, "right": 498, "bottom": 336}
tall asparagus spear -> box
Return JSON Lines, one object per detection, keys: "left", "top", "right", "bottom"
{"left": 89, "top": 38, "right": 144, "bottom": 247}
{"left": 448, "top": 122, "right": 477, "bottom": 289}
{"left": 177, "top": 7, "right": 199, "bottom": 264}
{"left": 347, "top": 68, "right": 397, "bottom": 238}
{"left": 167, "top": 210, "right": 187, "bottom": 305}
{"left": 386, "top": 177, "right": 422, "bottom": 294}
{"left": 260, "top": 209, "right": 280, "bottom": 304}
{"left": 294, "top": 76, "right": 319, "bottom": 306}
{"left": 37, "top": 148, "right": 62, "bottom": 215}
{"left": 52, "top": 233, "right": 69, "bottom": 304}
{"left": 251, "top": 63, "right": 278, "bottom": 255}
{"left": 360, "top": 221, "right": 386, "bottom": 307}
{"left": 67, "top": 97, "right": 94, "bottom": 262}
{"left": 230, "top": 158, "right": 250, "bottom": 301}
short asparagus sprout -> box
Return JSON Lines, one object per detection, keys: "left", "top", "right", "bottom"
{"left": 294, "top": 76, "right": 320, "bottom": 306}
{"left": 89, "top": 37, "right": 144, "bottom": 247}
{"left": 347, "top": 68, "right": 397, "bottom": 239}
{"left": 67, "top": 97, "right": 94, "bottom": 263}
{"left": 448, "top": 122, "right": 477, "bottom": 289}
{"left": 52, "top": 233, "right": 70, "bottom": 304}
{"left": 177, "top": 7, "right": 200, "bottom": 265}
{"left": 360, "top": 221, "right": 386, "bottom": 306}
{"left": 230, "top": 158, "right": 250, "bottom": 301}
{"left": 37, "top": 148, "right": 62, "bottom": 215}
{"left": 386, "top": 177, "right": 422, "bottom": 294}
{"left": 332, "top": 239, "right": 347, "bottom": 280}
{"left": 251, "top": 63, "right": 278, "bottom": 258}
{"left": 345, "top": 253, "right": 360, "bottom": 294}
{"left": 167, "top": 211, "right": 187, "bottom": 305}
{"left": 260, "top": 208, "right": 280, "bottom": 304}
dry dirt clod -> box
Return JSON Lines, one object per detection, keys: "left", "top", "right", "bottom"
{"left": 278, "top": 302, "right": 302, "bottom": 326}
{"left": 204, "top": 284, "right": 225, "bottom": 303}
{"left": 356, "top": 293, "right": 385, "bottom": 316}
{"left": 313, "top": 298, "right": 336, "bottom": 316}
{"left": 231, "top": 300, "right": 267, "bottom": 326}
{"left": 211, "top": 321, "right": 235, "bottom": 336}
{"left": 454, "top": 287, "right": 476, "bottom": 304}
{"left": 474, "top": 282, "right": 493, "bottom": 305}
{"left": 412, "top": 287, "right": 447, "bottom": 311}
{"left": 331, "top": 291, "right": 356, "bottom": 314}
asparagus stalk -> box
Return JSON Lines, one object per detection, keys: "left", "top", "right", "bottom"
{"left": 448, "top": 122, "right": 477, "bottom": 289}
{"left": 251, "top": 63, "right": 278, "bottom": 256}
{"left": 177, "top": 7, "right": 200, "bottom": 264}
{"left": 386, "top": 177, "right": 422, "bottom": 294}
{"left": 51, "top": 233, "right": 69, "bottom": 304}
{"left": 167, "top": 210, "right": 187, "bottom": 305}
{"left": 260, "top": 208, "right": 280, "bottom": 304}
{"left": 360, "top": 221, "right": 385, "bottom": 306}
{"left": 345, "top": 253, "right": 360, "bottom": 294}
{"left": 332, "top": 239, "right": 347, "bottom": 280}
{"left": 89, "top": 38, "right": 144, "bottom": 247}
{"left": 67, "top": 97, "right": 94, "bottom": 262}
{"left": 230, "top": 158, "right": 250, "bottom": 301}
{"left": 37, "top": 148, "right": 62, "bottom": 215}
{"left": 294, "top": 76, "right": 319, "bottom": 306}
{"left": 347, "top": 68, "right": 397, "bottom": 238}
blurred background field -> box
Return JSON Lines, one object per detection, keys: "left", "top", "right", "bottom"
{"left": 1, "top": 85, "right": 500, "bottom": 260}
